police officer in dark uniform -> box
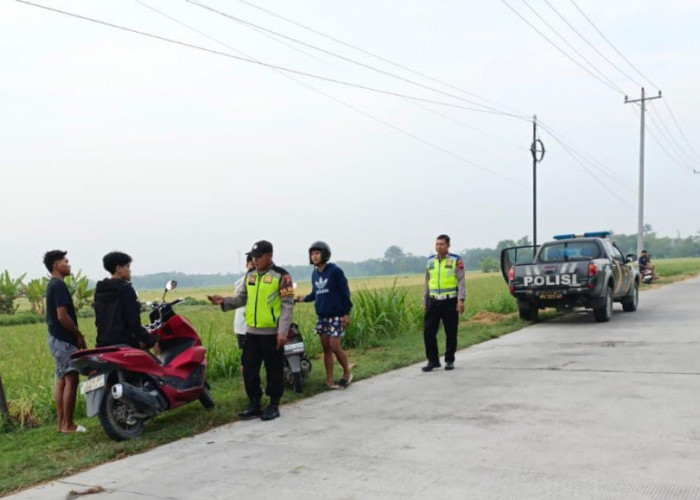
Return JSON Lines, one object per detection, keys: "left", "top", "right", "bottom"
{"left": 422, "top": 234, "right": 467, "bottom": 371}
{"left": 208, "top": 240, "right": 295, "bottom": 421}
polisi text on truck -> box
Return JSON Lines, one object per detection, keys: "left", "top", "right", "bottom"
{"left": 523, "top": 274, "right": 580, "bottom": 287}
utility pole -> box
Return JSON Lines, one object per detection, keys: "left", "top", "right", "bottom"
{"left": 625, "top": 87, "right": 662, "bottom": 256}
{"left": 530, "top": 115, "right": 545, "bottom": 248}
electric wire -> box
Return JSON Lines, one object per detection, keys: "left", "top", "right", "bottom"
{"left": 627, "top": 105, "right": 693, "bottom": 174}
{"left": 15, "top": 0, "right": 521, "bottom": 117}
{"left": 520, "top": 0, "right": 626, "bottom": 95}
{"left": 539, "top": 127, "right": 634, "bottom": 208}
{"left": 232, "top": 0, "right": 530, "bottom": 118}
{"left": 663, "top": 99, "right": 700, "bottom": 163}
{"left": 185, "top": 0, "right": 529, "bottom": 120}
{"left": 542, "top": 0, "right": 644, "bottom": 88}
{"left": 502, "top": 0, "right": 625, "bottom": 96}
{"left": 647, "top": 106, "right": 697, "bottom": 169}
{"left": 538, "top": 120, "right": 634, "bottom": 193}
{"left": 569, "top": 0, "right": 660, "bottom": 92}
{"left": 131, "top": 0, "right": 518, "bottom": 182}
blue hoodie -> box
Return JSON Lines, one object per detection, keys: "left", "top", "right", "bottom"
{"left": 303, "top": 262, "right": 352, "bottom": 318}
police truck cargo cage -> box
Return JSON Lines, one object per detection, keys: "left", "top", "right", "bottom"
{"left": 500, "top": 232, "right": 640, "bottom": 322}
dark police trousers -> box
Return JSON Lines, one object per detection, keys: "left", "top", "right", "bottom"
{"left": 423, "top": 298, "right": 459, "bottom": 365}
{"left": 242, "top": 333, "right": 284, "bottom": 405}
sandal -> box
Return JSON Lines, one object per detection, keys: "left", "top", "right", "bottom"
{"left": 60, "top": 425, "right": 87, "bottom": 434}
{"left": 324, "top": 382, "right": 339, "bottom": 390}
{"left": 338, "top": 373, "right": 354, "bottom": 388}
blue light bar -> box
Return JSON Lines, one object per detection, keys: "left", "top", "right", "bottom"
{"left": 553, "top": 231, "right": 611, "bottom": 241}
{"left": 583, "top": 231, "right": 611, "bottom": 238}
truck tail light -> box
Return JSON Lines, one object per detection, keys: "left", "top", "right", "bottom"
{"left": 587, "top": 263, "right": 598, "bottom": 289}
{"left": 508, "top": 266, "right": 515, "bottom": 292}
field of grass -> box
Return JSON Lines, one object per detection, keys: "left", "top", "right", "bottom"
{"left": 1, "top": 259, "right": 698, "bottom": 494}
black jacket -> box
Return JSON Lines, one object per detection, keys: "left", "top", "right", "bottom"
{"left": 94, "top": 279, "right": 155, "bottom": 348}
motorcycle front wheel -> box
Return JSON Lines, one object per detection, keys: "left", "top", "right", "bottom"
{"left": 98, "top": 386, "right": 146, "bottom": 441}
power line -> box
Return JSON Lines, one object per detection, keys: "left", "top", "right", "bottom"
{"left": 538, "top": 120, "right": 634, "bottom": 193}
{"left": 502, "top": 0, "right": 624, "bottom": 96}
{"left": 627, "top": 104, "right": 692, "bottom": 173}
{"left": 647, "top": 105, "right": 697, "bottom": 169}
{"left": 569, "top": 0, "right": 660, "bottom": 92}
{"left": 15, "top": 0, "right": 522, "bottom": 117}
{"left": 233, "top": 0, "right": 530, "bottom": 118}
{"left": 185, "top": 0, "right": 528, "bottom": 120}
{"left": 132, "top": 0, "right": 518, "bottom": 182}
{"left": 520, "top": 0, "right": 626, "bottom": 94}
{"left": 539, "top": 127, "right": 634, "bottom": 208}
{"left": 541, "top": 0, "right": 643, "bottom": 88}
{"left": 663, "top": 99, "right": 700, "bottom": 163}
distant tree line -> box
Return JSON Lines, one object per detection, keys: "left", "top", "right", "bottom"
{"left": 130, "top": 229, "right": 700, "bottom": 289}
{"left": 6, "top": 229, "right": 697, "bottom": 299}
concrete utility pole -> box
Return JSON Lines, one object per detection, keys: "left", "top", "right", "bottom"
{"left": 625, "top": 87, "right": 662, "bottom": 257}
{"left": 530, "top": 115, "right": 546, "bottom": 248}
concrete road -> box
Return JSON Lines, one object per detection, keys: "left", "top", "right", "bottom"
{"left": 10, "top": 278, "right": 700, "bottom": 499}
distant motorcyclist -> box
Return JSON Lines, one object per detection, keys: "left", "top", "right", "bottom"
{"left": 638, "top": 250, "right": 658, "bottom": 279}
{"left": 94, "top": 251, "right": 157, "bottom": 349}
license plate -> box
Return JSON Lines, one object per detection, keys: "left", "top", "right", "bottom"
{"left": 80, "top": 374, "right": 105, "bottom": 395}
{"left": 539, "top": 292, "right": 563, "bottom": 300}
{"left": 284, "top": 342, "right": 304, "bottom": 354}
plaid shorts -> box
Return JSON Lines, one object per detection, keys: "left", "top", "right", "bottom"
{"left": 315, "top": 316, "right": 345, "bottom": 338}
{"left": 47, "top": 335, "right": 79, "bottom": 379}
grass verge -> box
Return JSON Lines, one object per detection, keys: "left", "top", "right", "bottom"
{"left": 0, "top": 312, "right": 524, "bottom": 495}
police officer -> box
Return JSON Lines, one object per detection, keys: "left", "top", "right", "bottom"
{"left": 422, "top": 234, "right": 466, "bottom": 372}
{"left": 208, "top": 240, "right": 295, "bottom": 421}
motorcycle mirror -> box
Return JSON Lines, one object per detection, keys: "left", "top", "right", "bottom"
{"left": 163, "top": 280, "right": 178, "bottom": 302}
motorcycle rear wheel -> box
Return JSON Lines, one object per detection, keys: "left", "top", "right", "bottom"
{"left": 99, "top": 386, "right": 146, "bottom": 441}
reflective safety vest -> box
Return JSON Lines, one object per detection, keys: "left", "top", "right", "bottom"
{"left": 427, "top": 254, "right": 460, "bottom": 298}
{"left": 245, "top": 268, "right": 283, "bottom": 328}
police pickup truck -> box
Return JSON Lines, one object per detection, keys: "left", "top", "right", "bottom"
{"left": 500, "top": 232, "right": 639, "bottom": 322}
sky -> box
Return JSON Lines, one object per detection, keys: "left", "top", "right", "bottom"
{"left": 2, "top": 0, "right": 699, "bottom": 280}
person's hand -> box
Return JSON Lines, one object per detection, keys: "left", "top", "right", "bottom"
{"left": 341, "top": 314, "right": 351, "bottom": 328}
{"left": 296, "top": 295, "right": 305, "bottom": 304}
{"left": 207, "top": 294, "right": 224, "bottom": 306}
{"left": 277, "top": 333, "right": 287, "bottom": 349}
{"left": 77, "top": 334, "right": 87, "bottom": 350}
{"left": 457, "top": 300, "right": 465, "bottom": 315}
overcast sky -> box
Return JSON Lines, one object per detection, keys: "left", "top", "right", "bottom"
{"left": 2, "top": 0, "right": 699, "bottom": 280}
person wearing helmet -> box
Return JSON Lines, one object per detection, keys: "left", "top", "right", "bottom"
{"left": 297, "top": 241, "right": 353, "bottom": 389}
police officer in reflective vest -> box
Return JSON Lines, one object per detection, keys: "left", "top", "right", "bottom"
{"left": 422, "top": 234, "right": 466, "bottom": 372}
{"left": 207, "top": 240, "right": 295, "bottom": 421}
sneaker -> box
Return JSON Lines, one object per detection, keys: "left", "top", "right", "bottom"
{"left": 445, "top": 361, "right": 455, "bottom": 371}
{"left": 238, "top": 405, "right": 263, "bottom": 419}
{"left": 261, "top": 405, "right": 280, "bottom": 421}
{"left": 421, "top": 362, "right": 441, "bottom": 372}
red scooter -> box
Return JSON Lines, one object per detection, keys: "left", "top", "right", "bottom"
{"left": 71, "top": 280, "right": 214, "bottom": 441}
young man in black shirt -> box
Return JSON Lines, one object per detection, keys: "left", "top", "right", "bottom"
{"left": 94, "top": 252, "right": 157, "bottom": 349}
{"left": 44, "top": 250, "right": 86, "bottom": 433}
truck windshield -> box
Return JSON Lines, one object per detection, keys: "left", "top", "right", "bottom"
{"left": 538, "top": 241, "right": 601, "bottom": 262}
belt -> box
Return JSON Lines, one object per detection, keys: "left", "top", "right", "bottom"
{"left": 430, "top": 293, "right": 457, "bottom": 300}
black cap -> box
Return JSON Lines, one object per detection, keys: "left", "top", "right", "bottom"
{"left": 249, "top": 240, "right": 273, "bottom": 257}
